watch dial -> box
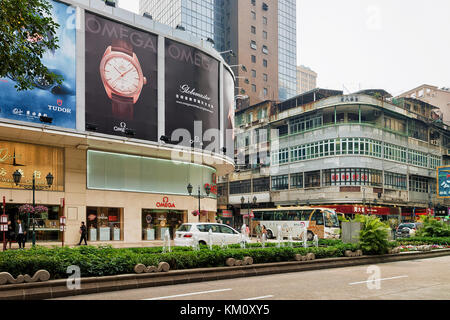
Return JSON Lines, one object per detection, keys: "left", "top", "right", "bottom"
{"left": 104, "top": 57, "right": 140, "bottom": 95}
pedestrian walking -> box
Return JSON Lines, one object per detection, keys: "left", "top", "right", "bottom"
{"left": 15, "top": 219, "right": 26, "bottom": 249}
{"left": 78, "top": 221, "right": 87, "bottom": 245}
{"left": 255, "top": 223, "right": 262, "bottom": 243}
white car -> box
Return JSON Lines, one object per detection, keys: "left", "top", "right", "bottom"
{"left": 174, "top": 223, "right": 245, "bottom": 247}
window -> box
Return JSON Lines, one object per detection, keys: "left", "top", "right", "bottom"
{"left": 251, "top": 11, "right": 256, "bottom": 19}
{"left": 251, "top": 26, "right": 256, "bottom": 34}
{"left": 263, "top": 59, "right": 267, "bottom": 67}
{"left": 253, "top": 177, "right": 270, "bottom": 192}
{"left": 305, "top": 171, "right": 320, "bottom": 188}
{"left": 263, "top": 16, "right": 267, "bottom": 25}
{"left": 251, "top": 0, "right": 256, "bottom": 5}
{"left": 263, "top": 73, "right": 268, "bottom": 82}
{"left": 262, "top": 45, "right": 268, "bottom": 54}
{"left": 251, "top": 69, "right": 256, "bottom": 78}
{"left": 251, "top": 55, "right": 256, "bottom": 63}
{"left": 263, "top": 31, "right": 267, "bottom": 39}
{"left": 263, "top": 88, "right": 268, "bottom": 97}
{"left": 271, "top": 175, "right": 289, "bottom": 190}
{"left": 230, "top": 180, "right": 251, "bottom": 194}
{"left": 384, "top": 172, "right": 407, "bottom": 190}
{"left": 220, "top": 225, "right": 237, "bottom": 234}
{"left": 252, "top": 84, "right": 256, "bottom": 92}
{"left": 310, "top": 211, "right": 324, "bottom": 225}
{"left": 250, "top": 40, "right": 257, "bottom": 50}
{"left": 290, "top": 173, "right": 303, "bottom": 189}
{"left": 87, "top": 207, "right": 123, "bottom": 241}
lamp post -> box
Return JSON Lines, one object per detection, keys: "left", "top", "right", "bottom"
{"left": 187, "top": 183, "right": 211, "bottom": 219}
{"left": 1, "top": 201, "right": 8, "bottom": 251}
{"left": 13, "top": 170, "right": 54, "bottom": 247}
{"left": 240, "top": 196, "right": 257, "bottom": 232}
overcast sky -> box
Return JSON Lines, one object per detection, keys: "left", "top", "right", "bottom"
{"left": 119, "top": 0, "right": 450, "bottom": 96}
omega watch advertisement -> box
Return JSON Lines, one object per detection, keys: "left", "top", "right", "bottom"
{"left": 0, "top": 0, "right": 76, "bottom": 129}
{"left": 165, "top": 39, "right": 220, "bottom": 150}
{"left": 85, "top": 12, "right": 158, "bottom": 141}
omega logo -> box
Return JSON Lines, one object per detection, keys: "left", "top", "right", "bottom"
{"left": 156, "top": 196, "right": 176, "bottom": 208}
{"left": 114, "top": 122, "right": 127, "bottom": 132}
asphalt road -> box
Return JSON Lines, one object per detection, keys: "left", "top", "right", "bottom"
{"left": 52, "top": 256, "right": 450, "bottom": 300}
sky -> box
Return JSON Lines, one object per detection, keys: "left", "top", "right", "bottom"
{"left": 119, "top": 0, "right": 450, "bottom": 96}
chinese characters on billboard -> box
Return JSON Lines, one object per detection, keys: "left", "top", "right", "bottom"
{"left": 165, "top": 39, "right": 220, "bottom": 150}
{"left": 437, "top": 166, "right": 450, "bottom": 198}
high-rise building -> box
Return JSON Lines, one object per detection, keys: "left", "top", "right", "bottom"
{"left": 296, "top": 65, "right": 317, "bottom": 94}
{"left": 139, "top": 0, "right": 297, "bottom": 105}
{"left": 277, "top": 0, "right": 297, "bottom": 101}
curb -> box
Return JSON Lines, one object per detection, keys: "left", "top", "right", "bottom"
{"left": 1, "top": 249, "right": 449, "bottom": 300}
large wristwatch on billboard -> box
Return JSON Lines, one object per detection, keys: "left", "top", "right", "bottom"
{"left": 100, "top": 40, "right": 147, "bottom": 120}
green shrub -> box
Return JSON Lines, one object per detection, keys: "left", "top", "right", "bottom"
{"left": 352, "top": 215, "right": 391, "bottom": 255}
{"left": 416, "top": 216, "right": 450, "bottom": 237}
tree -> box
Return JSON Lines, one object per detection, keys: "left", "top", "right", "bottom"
{"left": 0, "top": 0, "right": 62, "bottom": 91}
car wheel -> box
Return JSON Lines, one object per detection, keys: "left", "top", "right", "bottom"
{"left": 266, "top": 230, "right": 273, "bottom": 239}
{"left": 199, "top": 240, "right": 206, "bottom": 246}
{"left": 307, "top": 231, "right": 314, "bottom": 241}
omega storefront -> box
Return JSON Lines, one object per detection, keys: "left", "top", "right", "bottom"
{"left": 0, "top": 0, "right": 235, "bottom": 246}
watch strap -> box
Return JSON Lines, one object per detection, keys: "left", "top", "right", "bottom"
{"left": 111, "top": 93, "right": 134, "bottom": 120}
{"left": 112, "top": 39, "right": 133, "bottom": 56}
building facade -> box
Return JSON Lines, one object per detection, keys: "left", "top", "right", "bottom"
{"left": 219, "top": 88, "right": 450, "bottom": 227}
{"left": 277, "top": 0, "right": 297, "bottom": 101}
{"left": 296, "top": 65, "right": 317, "bottom": 94}
{"left": 0, "top": 0, "right": 235, "bottom": 246}
{"left": 398, "top": 84, "right": 450, "bottom": 125}
{"left": 140, "top": 0, "right": 297, "bottom": 105}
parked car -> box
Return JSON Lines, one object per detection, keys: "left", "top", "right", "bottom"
{"left": 174, "top": 223, "right": 245, "bottom": 247}
{"left": 396, "top": 223, "right": 422, "bottom": 238}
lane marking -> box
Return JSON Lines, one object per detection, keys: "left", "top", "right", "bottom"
{"left": 241, "top": 295, "right": 274, "bottom": 300}
{"left": 143, "top": 288, "right": 233, "bottom": 300}
{"left": 349, "top": 275, "right": 408, "bottom": 285}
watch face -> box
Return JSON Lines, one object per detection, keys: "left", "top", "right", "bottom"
{"left": 34, "top": 75, "right": 54, "bottom": 90}
{"left": 103, "top": 56, "right": 140, "bottom": 95}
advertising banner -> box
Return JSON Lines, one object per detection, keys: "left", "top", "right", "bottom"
{"left": 165, "top": 39, "right": 220, "bottom": 149}
{"left": 437, "top": 166, "right": 450, "bottom": 198}
{"left": 223, "top": 67, "right": 235, "bottom": 151}
{"left": 85, "top": 13, "right": 158, "bottom": 141}
{"left": 0, "top": 0, "right": 76, "bottom": 129}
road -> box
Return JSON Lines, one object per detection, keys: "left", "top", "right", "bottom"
{"left": 53, "top": 255, "right": 450, "bottom": 300}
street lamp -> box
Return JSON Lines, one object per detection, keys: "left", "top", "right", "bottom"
{"left": 240, "top": 196, "right": 257, "bottom": 229}
{"left": 187, "top": 183, "right": 211, "bottom": 219}
{"left": 12, "top": 170, "right": 54, "bottom": 247}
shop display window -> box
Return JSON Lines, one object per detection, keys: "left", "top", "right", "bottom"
{"left": 142, "top": 209, "right": 185, "bottom": 240}
{"left": 87, "top": 207, "right": 123, "bottom": 241}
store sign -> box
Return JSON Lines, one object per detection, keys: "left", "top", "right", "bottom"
{"left": 221, "top": 210, "right": 233, "bottom": 218}
{"left": 340, "top": 96, "right": 359, "bottom": 103}
{"left": 0, "top": 141, "right": 64, "bottom": 191}
{"left": 156, "top": 196, "right": 176, "bottom": 208}
{"left": 437, "top": 166, "right": 450, "bottom": 198}
{"left": 0, "top": 0, "right": 76, "bottom": 129}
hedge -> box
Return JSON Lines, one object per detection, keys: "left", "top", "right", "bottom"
{"left": 394, "top": 237, "right": 450, "bottom": 246}
{"left": 0, "top": 242, "right": 360, "bottom": 279}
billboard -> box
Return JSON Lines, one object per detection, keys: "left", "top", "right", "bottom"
{"left": 165, "top": 39, "right": 220, "bottom": 149}
{"left": 437, "top": 166, "right": 450, "bottom": 198}
{"left": 85, "top": 12, "right": 158, "bottom": 141}
{"left": 223, "top": 67, "right": 235, "bottom": 153}
{"left": 0, "top": 0, "right": 77, "bottom": 129}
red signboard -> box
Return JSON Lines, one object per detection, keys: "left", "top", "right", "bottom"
{"left": 221, "top": 210, "right": 233, "bottom": 218}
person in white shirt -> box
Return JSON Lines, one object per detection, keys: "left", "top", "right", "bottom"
{"left": 15, "top": 219, "right": 27, "bottom": 249}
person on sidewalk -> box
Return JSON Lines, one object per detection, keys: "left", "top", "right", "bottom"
{"left": 255, "top": 223, "right": 262, "bottom": 243}
{"left": 15, "top": 219, "right": 26, "bottom": 249}
{"left": 78, "top": 221, "right": 87, "bottom": 245}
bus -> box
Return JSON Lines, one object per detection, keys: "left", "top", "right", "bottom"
{"left": 252, "top": 207, "right": 340, "bottom": 240}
